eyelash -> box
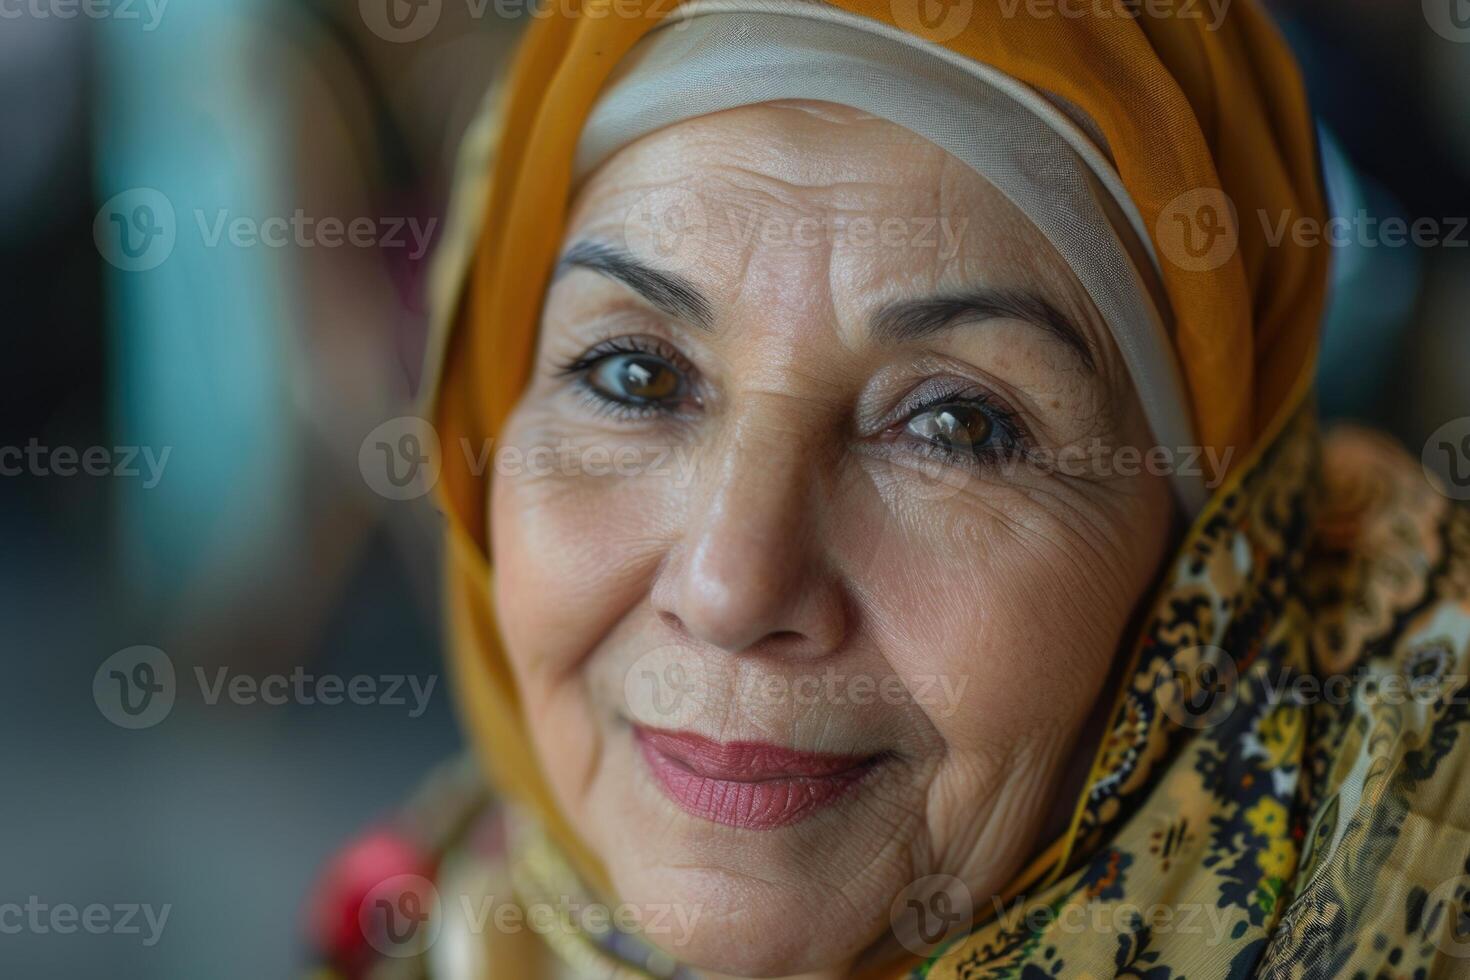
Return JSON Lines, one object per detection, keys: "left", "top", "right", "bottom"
{"left": 554, "top": 335, "right": 697, "bottom": 421}
{"left": 888, "top": 381, "right": 1029, "bottom": 469}
{"left": 554, "top": 337, "right": 1031, "bottom": 469}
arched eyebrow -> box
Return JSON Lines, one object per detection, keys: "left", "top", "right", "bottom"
{"left": 554, "top": 240, "right": 713, "bottom": 330}
{"left": 869, "top": 290, "right": 1097, "bottom": 372}
{"left": 554, "top": 239, "right": 1095, "bottom": 372}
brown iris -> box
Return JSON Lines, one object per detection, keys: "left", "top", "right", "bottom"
{"left": 905, "top": 404, "right": 994, "bottom": 454}
{"left": 588, "top": 354, "right": 681, "bottom": 404}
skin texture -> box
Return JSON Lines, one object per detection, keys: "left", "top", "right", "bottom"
{"left": 489, "top": 102, "right": 1174, "bottom": 978}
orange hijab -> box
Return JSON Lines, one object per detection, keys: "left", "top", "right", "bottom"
{"left": 424, "top": 0, "right": 1328, "bottom": 955}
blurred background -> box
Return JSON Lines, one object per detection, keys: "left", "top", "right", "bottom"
{"left": 0, "top": 0, "right": 1466, "bottom": 976}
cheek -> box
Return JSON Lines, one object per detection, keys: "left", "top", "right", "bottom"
{"left": 848, "top": 477, "right": 1163, "bottom": 871}
{"left": 849, "top": 474, "right": 1159, "bottom": 754}
{"left": 489, "top": 409, "right": 696, "bottom": 823}
{"left": 489, "top": 410, "right": 686, "bottom": 683}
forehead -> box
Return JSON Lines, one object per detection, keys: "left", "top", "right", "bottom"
{"left": 555, "top": 102, "right": 1119, "bottom": 391}
{"left": 567, "top": 102, "right": 1090, "bottom": 304}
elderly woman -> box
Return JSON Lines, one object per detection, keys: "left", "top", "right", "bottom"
{"left": 311, "top": 0, "right": 1470, "bottom": 976}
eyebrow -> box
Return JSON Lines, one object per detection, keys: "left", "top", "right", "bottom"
{"left": 554, "top": 239, "right": 1096, "bottom": 371}
{"left": 870, "top": 290, "right": 1097, "bottom": 372}
{"left": 554, "top": 240, "right": 714, "bottom": 330}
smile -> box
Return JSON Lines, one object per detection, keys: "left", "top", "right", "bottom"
{"left": 633, "top": 725, "right": 882, "bottom": 830}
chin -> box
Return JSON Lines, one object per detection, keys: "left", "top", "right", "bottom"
{"left": 551, "top": 698, "right": 934, "bottom": 976}
{"left": 610, "top": 860, "right": 874, "bottom": 978}
{"left": 577, "top": 739, "right": 906, "bottom": 978}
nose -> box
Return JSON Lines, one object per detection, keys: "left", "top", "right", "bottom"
{"left": 651, "top": 408, "right": 848, "bottom": 658}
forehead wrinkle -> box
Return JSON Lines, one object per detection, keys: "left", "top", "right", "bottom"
{"left": 689, "top": 101, "right": 935, "bottom": 172}
{"left": 684, "top": 165, "right": 852, "bottom": 351}
{"left": 824, "top": 155, "right": 959, "bottom": 350}
{"left": 696, "top": 163, "right": 923, "bottom": 227}
{"left": 930, "top": 152, "right": 1131, "bottom": 394}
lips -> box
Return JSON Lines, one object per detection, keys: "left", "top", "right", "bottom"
{"left": 633, "top": 726, "right": 878, "bottom": 830}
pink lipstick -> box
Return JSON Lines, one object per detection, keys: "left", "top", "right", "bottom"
{"left": 633, "top": 726, "right": 878, "bottom": 830}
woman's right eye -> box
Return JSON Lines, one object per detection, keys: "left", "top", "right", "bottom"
{"left": 587, "top": 352, "right": 684, "bottom": 405}
{"left": 557, "top": 336, "right": 697, "bottom": 417}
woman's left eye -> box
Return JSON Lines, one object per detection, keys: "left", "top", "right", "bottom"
{"left": 898, "top": 393, "right": 1023, "bottom": 465}
{"left": 905, "top": 404, "right": 994, "bottom": 454}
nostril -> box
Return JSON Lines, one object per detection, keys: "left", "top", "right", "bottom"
{"left": 738, "top": 629, "right": 813, "bottom": 657}
{"left": 658, "top": 610, "right": 688, "bottom": 638}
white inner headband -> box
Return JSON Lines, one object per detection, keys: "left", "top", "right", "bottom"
{"left": 574, "top": 0, "right": 1205, "bottom": 514}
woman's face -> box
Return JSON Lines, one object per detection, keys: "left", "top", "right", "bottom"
{"left": 491, "top": 102, "right": 1172, "bottom": 977}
